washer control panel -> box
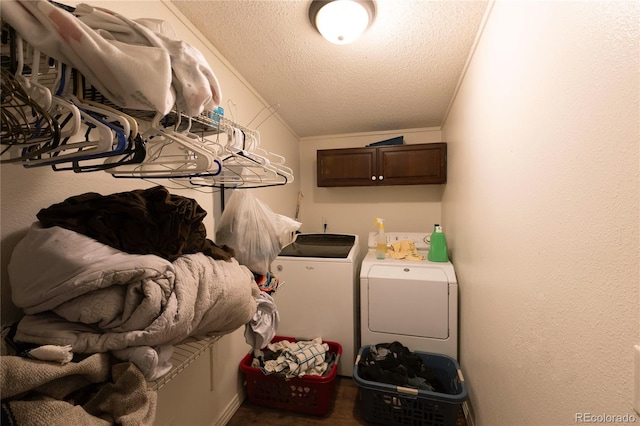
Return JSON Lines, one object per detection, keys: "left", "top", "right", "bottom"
{"left": 367, "top": 232, "right": 431, "bottom": 250}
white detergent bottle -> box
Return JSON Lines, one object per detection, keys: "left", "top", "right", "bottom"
{"left": 375, "top": 218, "right": 386, "bottom": 259}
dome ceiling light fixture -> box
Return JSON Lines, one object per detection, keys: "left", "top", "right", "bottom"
{"left": 309, "top": 0, "right": 376, "bottom": 45}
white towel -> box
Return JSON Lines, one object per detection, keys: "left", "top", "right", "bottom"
{"left": 112, "top": 344, "right": 174, "bottom": 381}
{"left": 244, "top": 292, "right": 280, "bottom": 354}
{"left": 27, "top": 344, "right": 74, "bottom": 364}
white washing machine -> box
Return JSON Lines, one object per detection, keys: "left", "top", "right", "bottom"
{"left": 271, "top": 233, "right": 360, "bottom": 377}
{"left": 360, "top": 232, "right": 458, "bottom": 360}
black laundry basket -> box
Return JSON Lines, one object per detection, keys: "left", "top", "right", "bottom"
{"left": 353, "top": 345, "right": 467, "bottom": 426}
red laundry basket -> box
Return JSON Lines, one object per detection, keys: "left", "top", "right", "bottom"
{"left": 239, "top": 336, "right": 342, "bottom": 416}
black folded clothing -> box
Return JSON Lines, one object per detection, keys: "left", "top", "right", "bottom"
{"left": 357, "top": 341, "right": 447, "bottom": 393}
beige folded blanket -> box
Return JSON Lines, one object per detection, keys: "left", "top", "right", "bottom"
{"left": 0, "top": 354, "right": 156, "bottom": 426}
{"left": 9, "top": 224, "right": 259, "bottom": 373}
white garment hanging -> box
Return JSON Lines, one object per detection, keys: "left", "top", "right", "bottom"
{"left": 244, "top": 292, "right": 279, "bottom": 355}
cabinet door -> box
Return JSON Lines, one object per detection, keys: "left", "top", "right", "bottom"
{"left": 317, "top": 147, "right": 377, "bottom": 187}
{"left": 378, "top": 143, "right": 446, "bottom": 185}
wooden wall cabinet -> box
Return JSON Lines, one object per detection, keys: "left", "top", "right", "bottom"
{"left": 317, "top": 143, "right": 447, "bottom": 187}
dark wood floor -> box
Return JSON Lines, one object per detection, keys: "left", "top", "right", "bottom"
{"left": 227, "top": 376, "right": 366, "bottom": 425}
{"left": 227, "top": 376, "right": 467, "bottom": 425}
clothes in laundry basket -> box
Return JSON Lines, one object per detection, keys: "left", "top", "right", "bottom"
{"left": 357, "top": 342, "right": 447, "bottom": 393}
{"left": 250, "top": 338, "right": 338, "bottom": 379}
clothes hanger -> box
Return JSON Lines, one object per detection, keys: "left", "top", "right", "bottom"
{"left": 72, "top": 71, "right": 136, "bottom": 138}
{"left": 2, "top": 37, "right": 60, "bottom": 148}
{"left": 53, "top": 79, "right": 144, "bottom": 172}
{"left": 14, "top": 38, "right": 52, "bottom": 111}
{"left": 188, "top": 137, "right": 287, "bottom": 188}
{"left": 46, "top": 70, "right": 147, "bottom": 172}
{"left": 218, "top": 125, "right": 294, "bottom": 183}
{"left": 107, "top": 112, "right": 221, "bottom": 178}
{"left": 47, "top": 61, "right": 83, "bottom": 139}
{"left": 174, "top": 114, "right": 225, "bottom": 171}
{"left": 175, "top": 116, "right": 292, "bottom": 188}
{"left": 0, "top": 70, "right": 61, "bottom": 164}
{"left": 186, "top": 163, "right": 288, "bottom": 188}
{"left": 152, "top": 112, "right": 222, "bottom": 177}
{"left": 21, "top": 108, "right": 121, "bottom": 167}
{"left": 23, "top": 67, "right": 131, "bottom": 167}
{"left": 1, "top": 70, "right": 38, "bottom": 145}
{"left": 75, "top": 73, "right": 142, "bottom": 140}
{"left": 52, "top": 132, "right": 146, "bottom": 173}
{"left": 2, "top": 42, "right": 86, "bottom": 163}
{"left": 7, "top": 46, "right": 81, "bottom": 143}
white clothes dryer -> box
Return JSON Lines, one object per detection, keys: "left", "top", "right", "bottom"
{"left": 360, "top": 232, "right": 458, "bottom": 360}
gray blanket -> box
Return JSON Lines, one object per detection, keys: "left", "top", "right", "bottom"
{"left": 8, "top": 223, "right": 259, "bottom": 361}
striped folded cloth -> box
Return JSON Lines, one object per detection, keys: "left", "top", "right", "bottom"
{"left": 263, "top": 338, "right": 329, "bottom": 378}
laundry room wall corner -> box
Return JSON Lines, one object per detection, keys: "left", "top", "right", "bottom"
{"left": 441, "top": 1, "right": 639, "bottom": 425}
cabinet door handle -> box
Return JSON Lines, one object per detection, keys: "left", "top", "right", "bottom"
{"left": 371, "top": 176, "right": 376, "bottom": 180}
{"left": 379, "top": 175, "right": 384, "bottom": 180}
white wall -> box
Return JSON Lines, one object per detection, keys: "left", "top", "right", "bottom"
{"left": 299, "top": 128, "right": 445, "bottom": 260}
{"left": 442, "top": 1, "right": 639, "bottom": 425}
{"left": 0, "top": 1, "right": 300, "bottom": 425}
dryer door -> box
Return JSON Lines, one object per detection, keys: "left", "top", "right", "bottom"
{"left": 367, "top": 264, "right": 449, "bottom": 339}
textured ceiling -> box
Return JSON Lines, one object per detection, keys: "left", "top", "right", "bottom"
{"left": 171, "top": 0, "right": 489, "bottom": 138}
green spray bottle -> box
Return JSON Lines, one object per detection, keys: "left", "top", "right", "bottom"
{"left": 428, "top": 224, "right": 449, "bottom": 262}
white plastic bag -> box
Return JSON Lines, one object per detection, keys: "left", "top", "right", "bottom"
{"left": 215, "top": 190, "right": 301, "bottom": 274}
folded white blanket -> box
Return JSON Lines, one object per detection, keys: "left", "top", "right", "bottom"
{"left": 9, "top": 223, "right": 176, "bottom": 317}
{"left": 9, "top": 224, "right": 259, "bottom": 378}
{"left": 2, "top": 0, "right": 173, "bottom": 114}
{"left": 2, "top": 0, "right": 222, "bottom": 116}
{"left": 75, "top": 3, "right": 222, "bottom": 116}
